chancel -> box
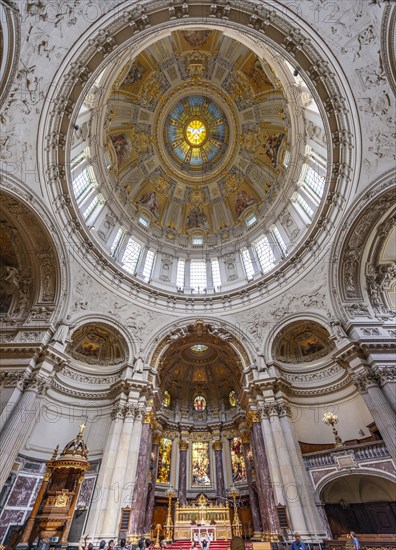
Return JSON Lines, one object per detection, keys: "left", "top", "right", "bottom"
{"left": 0, "top": 1, "right": 395, "bottom": 549}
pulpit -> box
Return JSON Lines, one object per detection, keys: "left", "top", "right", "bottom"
{"left": 174, "top": 494, "right": 232, "bottom": 541}
{"left": 17, "top": 424, "right": 89, "bottom": 550}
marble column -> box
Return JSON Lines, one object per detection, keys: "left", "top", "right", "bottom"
{"left": 352, "top": 371, "right": 396, "bottom": 460}
{"left": 101, "top": 403, "right": 138, "bottom": 537}
{"left": 86, "top": 402, "right": 125, "bottom": 538}
{"left": 249, "top": 411, "right": 280, "bottom": 537}
{"left": 339, "top": 349, "right": 396, "bottom": 459}
{"left": 0, "top": 376, "right": 49, "bottom": 487}
{"left": 269, "top": 409, "right": 308, "bottom": 534}
{"left": 128, "top": 413, "right": 154, "bottom": 538}
{"left": 143, "top": 432, "right": 161, "bottom": 533}
{"left": 178, "top": 440, "right": 189, "bottom": 505}
{"left": 241, "top": 434, "right": 262, "bottom": 537}
{"left": 213, "top": 440, "right": 226, "bottom": 504}
{"left": 278, "top": 405, "right": 326, "bottom": 539}
{"left": 378, "top": 370, "right": 396, "bottom": 413}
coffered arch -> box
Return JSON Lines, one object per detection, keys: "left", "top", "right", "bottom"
{"left": 330, "top": 170, "right": 395, "bottom": 324}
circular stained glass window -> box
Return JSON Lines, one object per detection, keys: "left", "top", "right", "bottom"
{"left": 165, "top": 95, "right": 229, "bottom": 172}
{"left": 191, "top": 344, "right": 208, "bottom": 353}
{"left": 194, "top": 395, "right": 206, "bottom": 412}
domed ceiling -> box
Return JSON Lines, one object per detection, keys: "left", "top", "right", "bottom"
{"left": 105, "top": 30, "right": 288, "bottom": 238}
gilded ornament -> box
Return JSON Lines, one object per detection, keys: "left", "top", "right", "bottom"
{"left": 144, "top": 410, "right": 157, "bottom": 426}
{"left": 212, "top": 440, "right": 223, "bottom": 451}
{"left": 54, "top": 491, "right": 69, "bottom": 508}
{"left": 246, "top": 410, "right": 261, "bottom": 426}
{"left": 179, "top": 440, "right": 189, "bottom": 451}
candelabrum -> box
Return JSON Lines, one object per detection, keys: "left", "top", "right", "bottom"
{"left": 164, "top": 489, "right": 176, "bottom": 542}
{"left": 229, "top": 487, "right": 242, "bottom": 537}
{"left": 154, "top": 524, "right": 161, "bottom": 548}
{"left": 323, "top": 412, "right": 344, "bottom": 447}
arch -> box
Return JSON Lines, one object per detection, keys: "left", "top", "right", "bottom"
{"left": 329, "top": 170, "right": 395, "bottom": 323}
{"left": 38, "top": 0, "right": 359, "bottom": 313}
{"left": 272, "top": 319, "right": 335, "bottom": 365}
{"left": 0, "top": 2, "right": 21, "bottom": 110}
{"left": 0, "top": 179, "right": 68, "bottom": 328}
{"left": 264, "top": 312, "right": 337, "bottom": 364}
{"left": 66, "top": 312, "right": 137, "bottom": 365}
{"left": 144, "top": 317, "right": 256, "bottom": 375}
{"left": 315, "top": 468, "right": 396, "bottom": 502}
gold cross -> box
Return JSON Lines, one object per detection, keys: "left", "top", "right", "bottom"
{"left": 79, "top": 422, "right": 86, "bottom": 433}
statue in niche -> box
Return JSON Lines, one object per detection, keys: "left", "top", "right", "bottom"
{"left": 137, "top": 191, "right": 159, "bottom": 218}
{"left": 122, "top": 61, "right": 144, "bottom": 86}
{"left": 235, "top": 190, "right": 256, "bottom": 217}
{"left": 109, "top": 134, "right": 132, "bottom": 166}
{"left": 0, "top": 266, "right": 20, "bottom": 314}
{"left": 263, "top": 133, "right": 285, "bottom": 167}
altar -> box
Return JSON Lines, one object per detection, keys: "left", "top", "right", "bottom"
{"left": 174, "top": 495, "right": 232, "bottom": 541}
{"left": 191, "top": 526, "right": 216, "bottom": 541}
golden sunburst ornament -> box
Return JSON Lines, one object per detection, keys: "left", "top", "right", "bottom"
{"left": 185, "top": 119, "right": 207, "bottom": 146}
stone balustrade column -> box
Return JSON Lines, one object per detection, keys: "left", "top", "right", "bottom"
{"left": 0, "top": 375, "right": 50, "bottom": 487}
{"left": 248, "top": 411, "right": 280, "bottom": 537}
{"left": 128, "top": 411, "right": 154, "bottom": 539}
{"left": 178, "top": 440, "right": 189, "bottom": 505}
{"left": 86, "top": 402, "right": 125, "bottom": 538}
{"left": 241, "top": 433, "right": 262, "bottom": 538}
{"left": 212, "top": 440, "right": 226, "bottom": 504}
{"left": 144, "top": 431, "right": 162, "bottom": 533}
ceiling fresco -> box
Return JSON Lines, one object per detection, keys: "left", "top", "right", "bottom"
{"left": 105, "top": 30, "right": 289, "bottom": 237}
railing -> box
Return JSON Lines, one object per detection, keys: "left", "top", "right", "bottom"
{"left": 303, "top": 441, "right": 389, "bottom": 470}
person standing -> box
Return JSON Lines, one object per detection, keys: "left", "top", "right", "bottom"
{"left": 350, "top": 531, "right": 360, "bottom": 550}
{"left": 291, "top": 533, "right": 306, "bottom": 550}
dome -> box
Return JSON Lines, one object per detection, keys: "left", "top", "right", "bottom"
{"left": 69, "top": 29, "right": 328, "bottom": 297}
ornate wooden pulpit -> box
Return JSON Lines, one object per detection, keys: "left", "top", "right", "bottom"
{"left": 17, "top": 424, "right": 89, "bottom": 550}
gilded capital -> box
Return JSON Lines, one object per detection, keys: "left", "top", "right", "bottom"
{"left": 144, "top": 410, "right": 157, "bottom": 426}
{"left": 247, "top": 410, "right": 261, "bottom": 426}
{"left": 152, "top": 432, "right": 162, "bottom": 445}
{"left": 179, "top": 440, "right": 189, "bottom": 451}
{"left": 212, "top": 440, "right": 223, "bottom": 451}
{"left": 241, "top": 432, "right": 250, "bottom": 444}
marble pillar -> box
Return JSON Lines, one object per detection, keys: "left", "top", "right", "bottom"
{"left": 178, "top": 440, "right": 188, "bottom": 505}
{"left": 341, "top": 351, "right": 396, "bottom": 459}
{"left": 143, "top": 435, "right": 161, "bottom": 533}
{"left": 86, "top": 403, "right": 125, "bottom": 538}
{"left": 249, "top": 412, "right": 280, "bottom": 536}
{"left": 128, "top": 414, "right": 154, "bottom": 537}
{"left": 364, "top": 383, "right": 396, "bottom": 459}
{"left": 101, "top": 403, "right": 137, "bottom": 537}
{"left": 0, "top": 377, "right": 48, "bottom": 487}
{"left": 213, "top": 440, "right": 226, "bottom": 504}
{"left": 241, "top": 436, "right": 262, "bottom": 536}
{"left": 269, "top": 411, "right": 308, "bottom": 534}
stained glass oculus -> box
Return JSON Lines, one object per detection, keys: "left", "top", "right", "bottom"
{"left": 165, "top": 95, "right": 229, "bottom": 171}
